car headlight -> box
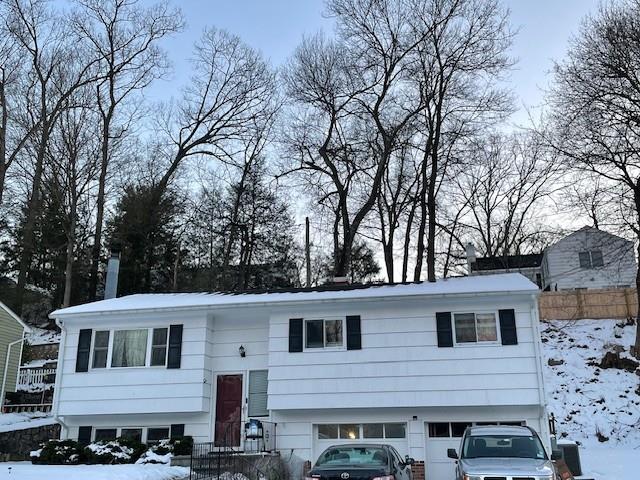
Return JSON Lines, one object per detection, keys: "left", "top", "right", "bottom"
{"left": 462, "top": 475, "right": 482, "bottom": 480}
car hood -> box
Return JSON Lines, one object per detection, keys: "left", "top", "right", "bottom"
{"left": 460, "top": 457, "right": 554, "bottom": 477}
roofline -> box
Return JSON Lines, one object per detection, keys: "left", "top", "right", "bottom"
{"left": 0, "top": 299, "right": 31, "bottom": 332}
{"left": 50, "top": 288, "right": 539, "bottom": 319}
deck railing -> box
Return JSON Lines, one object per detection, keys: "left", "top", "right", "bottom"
{"left": 17, "top": 367, "right": 57, "bottom": 391}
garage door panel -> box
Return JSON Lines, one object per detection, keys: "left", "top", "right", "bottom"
{"left": 313, "top": 422, "right": 409, "bottom": 462}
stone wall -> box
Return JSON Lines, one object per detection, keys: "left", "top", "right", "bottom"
{"left": 0, "top": 423, "right": 60, "bottom": 461}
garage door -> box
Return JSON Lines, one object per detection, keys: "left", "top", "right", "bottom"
{"left": 313, "top": 422, "right": 409, "bottom": 462}
{"left": 425, "top": 421, "right": 525, "bottom": 480}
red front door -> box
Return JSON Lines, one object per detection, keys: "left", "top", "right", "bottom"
{"left": 214, "top": 374, "right": 243, "bottom": 446}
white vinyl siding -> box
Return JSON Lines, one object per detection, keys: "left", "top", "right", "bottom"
{"left": 248, "top": 369, "right": 269, "bottom": 417}
{"left": 268, "top": 295, "right": 541, "bottom": 411}
{"left": 543, "top": 228, "right": 636, "bottom": 290}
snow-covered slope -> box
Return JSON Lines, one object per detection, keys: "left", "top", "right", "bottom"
{"left": 541, "top": 319, "right": 640, "bottom": 479}
{"left": 541, "top": 319, "right": 640, "bottom": 448}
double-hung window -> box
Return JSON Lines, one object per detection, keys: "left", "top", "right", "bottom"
{"left": 112, "top": 329, "right": 148, "bottom": 367}
{"left": 92, "top": 331, "right": 110, "bottom": 368}
{"left": 90, "top": 327, "right": 170, "bottom": 369}
{"left": 454, "top": 312, "right": 498, "bottom": 344}
{"left": 578, "top": 250, "right": 604, "bottom": 269}
{"left": 305, "top": 319, "right": 343, "bottom": 349}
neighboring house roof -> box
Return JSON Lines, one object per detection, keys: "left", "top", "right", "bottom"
{"left": 472, "top": 253, "right": 543, "bottom": 271}
{"left": 0, "top": 299, "right": 31, "bottom": 332}
{"left": 546, "top": 225, "right": 632, "bottom": 251}
{"left": 50, "top": 273, "right": 539, "bottom": 317}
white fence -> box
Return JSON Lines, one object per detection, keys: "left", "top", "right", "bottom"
{"left": 16, "top": 367, "right": 57, "bottom": 391}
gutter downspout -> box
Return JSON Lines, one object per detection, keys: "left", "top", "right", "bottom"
{"left": 0, "top": 337, "right": 27, "bottom": 411}
{"left": 52, "top": 318, "right": 68, "bottom": 439}
{"left": 530, "top": 293, "right": 551, "bottom": 452}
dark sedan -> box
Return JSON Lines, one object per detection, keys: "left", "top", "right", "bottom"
{"left": 306, "top": 444, "right": 414, "bottom": 480}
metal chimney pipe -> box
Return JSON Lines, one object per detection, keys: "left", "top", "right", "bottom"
{"left": 104, "top": 250, "right": 121, "bottom": 299}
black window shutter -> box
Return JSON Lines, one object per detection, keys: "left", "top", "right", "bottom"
{"left": 167, "top": 324, "right": 183, "bottom": 369}
{"left": 346, "top": 315, "right": 362, "bottom": 350}
{"left": 170, "top": 424, "right": 185, "bottom": 439}
{"left": 78, "top": 426, "right": 92, "bottom": 445}
{"left": 288, "top": 318, "right": 303, "bottom": 352}
{"left": 499, "top": 309, "right": 518, "bottom": 345}
{"left": 75, "top": 329, "right": 92, "bottom": 372}
{"left": 436, "top": 312, "right": 453, "bottom": 347}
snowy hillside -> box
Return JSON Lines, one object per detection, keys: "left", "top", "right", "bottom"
{"left": 541, "top": 319, "right": 639, "bottom": 478}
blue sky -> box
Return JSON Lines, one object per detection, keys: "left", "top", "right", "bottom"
{"left": 146, "top": 0, "right": 600, "bottom": 126}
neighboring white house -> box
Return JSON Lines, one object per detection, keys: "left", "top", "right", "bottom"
{"left": 50, "top": 274, "right": 549, "bottom": 480}
{"left": 466, "top": 227, "right": 637, "bottom": 291}
{"left": 541, "top": 226, "right": 636, "bottom": 290}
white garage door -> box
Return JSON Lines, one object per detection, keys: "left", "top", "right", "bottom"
{"left": 425, "top": 421, "right": 526, "bottom": 480}
{"left": 313, "top": 422, "right": 409, "bottom": 462}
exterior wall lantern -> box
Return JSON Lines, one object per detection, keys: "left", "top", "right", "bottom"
{"left": 239, "top": 345, "right": 246, "bottom": 357}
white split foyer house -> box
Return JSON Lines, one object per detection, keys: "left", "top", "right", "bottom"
{"left": 50, "top": 273, "right": 550, "bottom": 480}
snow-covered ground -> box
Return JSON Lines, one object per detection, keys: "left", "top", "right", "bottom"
{"left": 26, "top": 327, "right": 60, "bottom": 346}
{"left": 0, "top": 412, "right": 56, "bottom": 433}
{"left": 541, "top": 318, "right": 640, "bottom": 479}
{"left": 0, "top": 463, "right": 188, "bottom": 480}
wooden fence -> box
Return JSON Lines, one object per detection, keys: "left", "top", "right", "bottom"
{"left": 539, "top": 287, "right": 638, "bottom": 320}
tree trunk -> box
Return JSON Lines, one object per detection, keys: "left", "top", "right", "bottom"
{"left": 15, "top": 124, "right": 48, "bottom": 314}
{"left": 62, "top": 202, "right": 77, "bottom": 308}
{"left": 402, "top": 201, "right": 416, "bottom": 283}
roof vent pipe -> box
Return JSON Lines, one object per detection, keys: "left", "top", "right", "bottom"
{"left": 104, "top": 249, "right": 121, "bottom": 300}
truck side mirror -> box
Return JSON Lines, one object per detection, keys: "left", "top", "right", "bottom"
{"left": 447, "top": 448, "right": 458, "bottom": 459}
{"left": 404, "top": 455, "right": 415, "bottom": 465}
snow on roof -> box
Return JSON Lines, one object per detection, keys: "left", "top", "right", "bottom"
{"left": 50, "top": 273, "right": 538, "bottom": 317}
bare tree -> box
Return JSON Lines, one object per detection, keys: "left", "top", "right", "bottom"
{"left": 44, "top": 92, "right": 100, "bottom": 307}
{"left": 0, "top": 33, "right": 36, "bottom": 207}
{"left": 283, "top": 0, "right": 426, "bottom": 278}
{"left": 72, "top": 0, "right": 182, "bottom": 300}
{"left": 408, "top": 0, "right": 514, "bottom": 282}
{"left": 547, "top": 0, "right": 640, "bottom": 357}
{"left": 155, "top": 27, "right": 276, "bottom": 209}
{"left": 455, "top": 133, "right": 561, "bottom": 258}
{"left": 2, "top": 0, "right": 102, "bottom": 313}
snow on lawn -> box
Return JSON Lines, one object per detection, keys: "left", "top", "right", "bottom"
{"left": 0, "top": 412, "right": 56, "bottom": 433}
{"left": 26, "top": 327, "right": 60, "bottom": 346}
{"left": 541, "top": 318, "right": 640, "bottom": 478}
{"left": 0, "top": 462, "right": 189, "bottom": 480}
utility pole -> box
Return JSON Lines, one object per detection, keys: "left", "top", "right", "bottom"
{"left": 305, "top": 217, "right": 312, "bottom": 287}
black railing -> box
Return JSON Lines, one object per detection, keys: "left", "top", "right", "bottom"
{"left": 190, "top": 421, "right": 280, "bottom": 480}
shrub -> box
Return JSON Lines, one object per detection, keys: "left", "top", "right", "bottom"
{"left": 84, "top": 437, "right": 147, "bottom": 464}
{"left": 33, "top": 439, "right": 84, "bottom": 465}
{"left": 172, "top": 436, "right": 194, "bottom": 456}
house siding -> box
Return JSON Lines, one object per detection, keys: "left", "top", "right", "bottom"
{"left": 267, "top": 295, "right": 541, "bottom": 411}
{"left": 0, "top": 306, "right": 26, "bottom": 393}
{"left": 543, "top": 228, "right": 636, "bottom": 290}
{"left": 57, "top": 311, "right": 210, "bottom": 416}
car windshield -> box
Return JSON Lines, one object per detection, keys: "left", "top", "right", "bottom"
{"left": 461, "top": 435, "right": 547, "bottom": 460}
{"left": 316, "top": 446, "right": 389, "bottom": 467}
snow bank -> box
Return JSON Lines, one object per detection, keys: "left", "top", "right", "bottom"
{"left": 0, "top": 462, "right": 189, "bottom": 480}
{"left": 0, "top": 413, "right": 56, "bottom": 433}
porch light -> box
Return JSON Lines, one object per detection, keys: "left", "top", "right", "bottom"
{"left": 239, "top": 345, "right": 246, "bottom": 357}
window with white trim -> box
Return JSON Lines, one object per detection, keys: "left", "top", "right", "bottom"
{"left": 248, "top": 370, "right": 269, "bottom": 417}
{"left": 454, "top": 312, "right": 498, "bottom": 344}
{"left": 92, "top": 331, "right": 110, "bottom": 368}
{"left": 427, "top": 421, "right": 525, "bottom": 438}
{"left": 305, "top": 319, "right": 343, "bottom": 349}
{"left": 90, "top": 327, "right": 171, "bottom": 369}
